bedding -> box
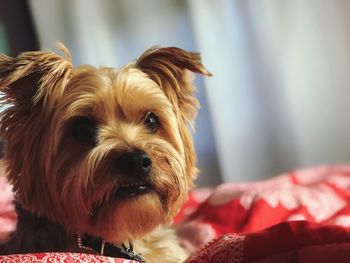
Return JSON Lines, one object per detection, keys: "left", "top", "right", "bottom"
{"left": 178, "top": 165, "right": 350, "bottom": 262}
{"left": 2, "top": 165, "right": 350, "bottom": 262}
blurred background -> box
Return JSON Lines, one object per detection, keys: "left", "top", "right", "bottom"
{"left": 2, "top": 0, "right": 350, "bottom": 186}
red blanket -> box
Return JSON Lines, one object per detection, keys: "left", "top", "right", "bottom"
{"left": 2, "top": 165, "right": 350, "bottom": 262}
{"left": 177, "top": 165, "right": 350, "bottom": 262}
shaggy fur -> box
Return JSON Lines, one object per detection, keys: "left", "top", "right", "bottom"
{"left": 0, "top": 44, "right": 210, "bottom": 262}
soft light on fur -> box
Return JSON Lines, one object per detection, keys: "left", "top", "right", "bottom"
{"left": 0, "top": 44, "right": 210, "bottom": 262}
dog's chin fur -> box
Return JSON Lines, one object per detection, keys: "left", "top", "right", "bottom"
{"left": 0, "top": 44, "right": 211, "bottom": 262}
{"left": 87, "top": 191, "right": 182, "bottom": 243}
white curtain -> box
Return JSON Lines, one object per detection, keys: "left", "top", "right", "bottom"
{"left": 190, "top": 0, "right": 350, "bottom": 182}
{"left": 29, "top": 0, "right": 350, "bottom": 184}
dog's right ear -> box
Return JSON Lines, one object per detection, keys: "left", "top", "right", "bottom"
{"left": 0, "top": 44, "right": 72, "bottom": 109}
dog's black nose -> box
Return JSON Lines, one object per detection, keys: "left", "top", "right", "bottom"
{"left": 116, "top": 151, "right": 152, "bottom": 177}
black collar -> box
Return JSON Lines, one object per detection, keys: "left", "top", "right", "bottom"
{"left": 77, "top": 235, "right": 145, "bottom": 262}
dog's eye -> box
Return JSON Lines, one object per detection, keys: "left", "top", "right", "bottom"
{"left": 71, "top": 117, "right": 98, "bottom": 144}
{"left": 144, "top": 112, "right": 160, "bottom": 133}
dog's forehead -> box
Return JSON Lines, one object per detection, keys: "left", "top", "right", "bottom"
{"left": 64, "top": 65, "right": 172, "bottom": 121}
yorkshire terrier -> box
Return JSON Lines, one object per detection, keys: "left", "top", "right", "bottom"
{"left": 0, "top": 44, "right": 210, "bottom": 263}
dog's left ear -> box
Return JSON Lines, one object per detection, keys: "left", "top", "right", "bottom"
{"left": 0, "top": 46, "right": 73, "bottom": 203}
{"left": 0, "top": 44, "right": 72, "bottom": 110}
{"left": 136, "top": 47, "right": 211, "bottom": 124}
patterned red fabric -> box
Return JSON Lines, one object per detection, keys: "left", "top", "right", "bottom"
{"left": 185, "top": 234, "right": 245, "bottom": 263}
{"left": 0, "top": 253, "right": 137, "bottom": 262}
{"left": 185, "top": 221, "right": 350, "bottom": 263}
{"left": 3, "top": 165, "right": 350, "bottom": 262}
{"left": 178, "top": 165, "right": 350, "bottom": 262}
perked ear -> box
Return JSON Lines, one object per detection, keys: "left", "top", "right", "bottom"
{"left": 0, "top": 43, "right": 72, "bottom": 110}
{"left": 136, "top": 47, "right": 211, "bottom": 124}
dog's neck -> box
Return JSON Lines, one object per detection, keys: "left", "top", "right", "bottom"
{"left": 1, "top": 203, "right": 144, "bottom": 262}
{"left": 1, "top": 203, "right": 75, "bottom": 254}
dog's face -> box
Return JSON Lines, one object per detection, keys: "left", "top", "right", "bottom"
{"left": 0, "top": 45, "right": 210, "bottom": 242}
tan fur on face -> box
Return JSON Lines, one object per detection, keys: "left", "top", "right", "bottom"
{"left": 0, "top": 45, "right": 210, "bottom": 245}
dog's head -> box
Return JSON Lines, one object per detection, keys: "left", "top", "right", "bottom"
{"left": 0, "top": 45, "right": 211, "bottom": 242}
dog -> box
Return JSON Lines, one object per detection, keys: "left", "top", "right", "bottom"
{"left": 0, "top": 44, "right": 211, "bottom": 262}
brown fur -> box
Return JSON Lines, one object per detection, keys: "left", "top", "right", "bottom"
{"left": 0, "top": 45, "right": 210, "bottom": 262}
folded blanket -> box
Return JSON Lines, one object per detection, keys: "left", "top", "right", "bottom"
{"left": 176, "top": 165, "right": 350, "bottom": 262}
{"left": 186, "top": 221, "right": 350, "bottom": 263}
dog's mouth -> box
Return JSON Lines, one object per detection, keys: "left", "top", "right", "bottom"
{"left": 116, "top": 182, "right": 152, "bottom": 198}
